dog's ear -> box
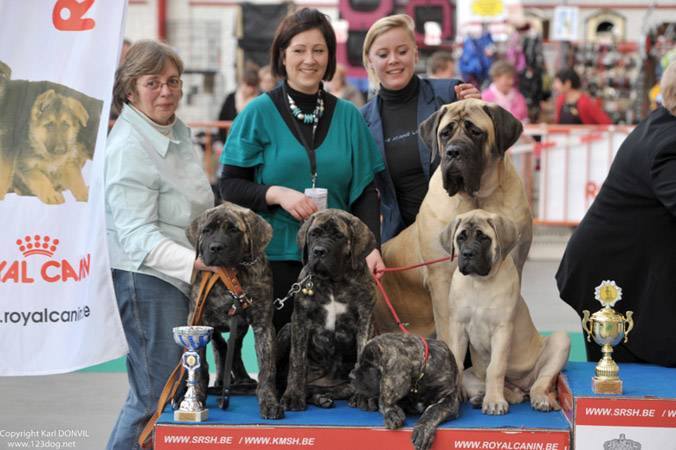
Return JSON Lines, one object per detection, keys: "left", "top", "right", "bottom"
{"left": 185, "top": 209, "right": 208, "bottom": 256}
{"left": 0, "top": 60, "right": 11, "bottom": 80}
{"left": 361, "top": 342, "right": 383, "bottom": 369}
{"left": 296, "top": 214, "right": 315, "bottom": 266}
{"left": 32, "top": 89, "right": 57, "bottom": 120}
{"left": 418, "top": 105, "right": 447, "bottom": 163}
{"left": 65, "top": 97, "right": 89, "bottom": 126}
{"left": 439, "top": 218, "right": 461, "bottom": 261}
{"left": 487, "top": 214, "right": 519, "bottom": 262}
{"left": 186, "top": 209, "right": 210, "bottom": 283}
{"left": 242, "top": 207, "right": 273, "bottom": 260}
{"left": 482, "top": 103, "right": 523, "bottom": 157}
{"left": 345, "top": 212, "right": 376, "bottom": 271}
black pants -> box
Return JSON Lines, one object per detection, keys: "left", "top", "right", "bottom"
{"left": 270, "top": 260, "right": 303, "bottom": 332}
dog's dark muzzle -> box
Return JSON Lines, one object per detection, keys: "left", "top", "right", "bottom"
{"left": 440, "top": 139, "right": 484, "bottom": 197}
{"left": 457, "top": 242, "right": 491, "bottom": 276}
{"left": 201, "top": 236, "right": 244, "bottom": 267}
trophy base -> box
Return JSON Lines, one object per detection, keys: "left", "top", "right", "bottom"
{"left": 174, "top": 409, "right": 209, "bottom": 422}
{"left": 592, "top": 376, "right": 623, "bottom": 395}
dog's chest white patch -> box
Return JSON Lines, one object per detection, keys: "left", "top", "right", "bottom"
{"left": 323, "top": 293, "right": 347, "bottom": 331}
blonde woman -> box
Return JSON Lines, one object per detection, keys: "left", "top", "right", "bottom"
{"left": 360, "top": 14, "right": 481, "bottom": 242}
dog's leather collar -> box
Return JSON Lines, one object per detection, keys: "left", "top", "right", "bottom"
{"left": 411, "top": 335, "right": 429, "bottom": 393}
{"left": 217, "top": 267, "right": 253, "bottom": 316}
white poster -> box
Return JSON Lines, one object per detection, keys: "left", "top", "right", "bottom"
{"left": 553, "top": 6, "right": 580, "bottom": 42}
{"left": 0, "top": 0, "right": 129, "bottom": 375}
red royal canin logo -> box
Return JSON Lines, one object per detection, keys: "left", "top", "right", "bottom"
{"left": 17, "top": 235, "right": 60, "bottom": 257}
{"left": 1, "top": 235, "right": 90, "bottom": 284}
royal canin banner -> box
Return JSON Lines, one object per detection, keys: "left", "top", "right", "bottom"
{"left": 0, "top": 1, "right": 129, "bottom": 375}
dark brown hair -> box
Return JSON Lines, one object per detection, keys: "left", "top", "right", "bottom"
{"left": 270, "top": 8, "right": 336, "bottom": 81}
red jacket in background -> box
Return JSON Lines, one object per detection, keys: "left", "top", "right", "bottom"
{"left": 554, "top": 94, "right": 613, "bottom": 125}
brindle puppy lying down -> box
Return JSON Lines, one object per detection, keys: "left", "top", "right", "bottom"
{"left": 350, "top": 333, "right": 460, "bottom": 450}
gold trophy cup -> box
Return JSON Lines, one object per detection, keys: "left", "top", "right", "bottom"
{"left": 582, "top": 281, "right": 634, "bottom": 395}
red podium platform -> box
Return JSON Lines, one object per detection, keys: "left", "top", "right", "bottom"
{"left": 156, "top": 391, "right": 570, "bottom": 449}
{"left": 558, "top": 361, "right": 676, "bottom": 449}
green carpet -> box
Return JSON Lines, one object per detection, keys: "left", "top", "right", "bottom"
{"left": 79, "top": 331, "right": 587, "bottom": 373}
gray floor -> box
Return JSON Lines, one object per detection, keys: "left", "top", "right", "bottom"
{"left": 0, "top": 259, "right": 578, "bottom": 450}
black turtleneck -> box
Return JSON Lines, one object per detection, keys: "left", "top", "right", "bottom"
{"left": 266, "top": 80, "right": 337, "bottom": 149}
{"left": 379, "top": 75, "right": 426, "bottom": 227}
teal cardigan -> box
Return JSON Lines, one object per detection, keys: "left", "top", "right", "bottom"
{"left": 221, "top": 94, "right": 385, "bottom": 262}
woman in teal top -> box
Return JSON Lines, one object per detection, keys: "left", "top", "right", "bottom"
{"left": 219, "top": 9, "right": 385, "bottom": 329}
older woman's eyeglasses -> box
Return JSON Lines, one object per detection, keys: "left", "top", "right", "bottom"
{"left": 138, "top": 78, "right": 182, "bottom": 91}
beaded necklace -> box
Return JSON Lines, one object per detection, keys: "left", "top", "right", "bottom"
{"left": 287, "top": 91, "right": 324, "bottom": 125}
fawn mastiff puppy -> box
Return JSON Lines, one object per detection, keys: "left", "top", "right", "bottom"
{"left": 186, "top": 203, "right": 283, "bottom": 420}
{"left": 350, "top": 333, "right": 460, "bottom": 450}
{"left": 374, "top": 99, "right": 532, "bottom": 341}
{"left": 440, "top": 209, "right": 570, "bottom": 415}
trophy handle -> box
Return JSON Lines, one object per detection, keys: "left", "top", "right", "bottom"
{"left": 582, "top": 310, "right": 592, "bottom": 342}
{"left": 624, "top": 311, "right": 634, "bottom": 343}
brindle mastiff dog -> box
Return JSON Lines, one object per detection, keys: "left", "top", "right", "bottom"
{"left": 375, "top": 99, "right": 533, "bottom": 341}
{"left": 439, "top": 210, "right": 570, "bottom": 415}
{"left": 185, "top": 203, "right": 284, "bottom": 420}
{"left": 280, "top": 209, "right": 377, "bottom": 411}
{"left": 349, "top": 333, "right": 460, "bottom": 450}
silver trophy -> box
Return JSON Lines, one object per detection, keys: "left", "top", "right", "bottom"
{"left": 172, "top": 326, "right": 214, "bottom": 421}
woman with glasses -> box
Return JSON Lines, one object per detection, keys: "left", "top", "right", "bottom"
{"left": 219, "top": 9, "right": 385, "bottom": 331}
{"left": 104, "top": 39, "right": 216, "bottom": 450}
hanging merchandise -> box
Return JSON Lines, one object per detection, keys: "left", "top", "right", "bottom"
{"left": 458, "top": 31, "right": 496, "bottom": 89}
{"left": 569, "top": 42, "right": 641, "bottom": 124}
{"left": 516, "top": 28, "right": 549, "bottom": 123}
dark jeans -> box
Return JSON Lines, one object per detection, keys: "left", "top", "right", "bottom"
{"left": 106, "top": 270, "right": 189, "bottom": 450}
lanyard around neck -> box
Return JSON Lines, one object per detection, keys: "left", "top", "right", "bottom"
{"left": 283, "top": 82, "right": 318, "bottom": 188}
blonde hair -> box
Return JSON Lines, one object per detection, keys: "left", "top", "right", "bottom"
{"left": 362, "top": 14, "right": 416, "bottom": 89}
{"left": 489, "top": 60, "right": 517, "bottom": 79}
{"left": 660, "top": 59, "right": 676, "bottom": 115}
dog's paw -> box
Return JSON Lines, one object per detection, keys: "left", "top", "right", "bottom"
{"left": 39, "top": 190, "right": 65, "bottom": 205}
{"left": 310, "top": 393, "right": 334, "bottom": 408}
{"left": 280, "top": 391, "right": 307, "bottom": 412}
{"left": 469, "top": 391, "right": 484, "bottom": 409}
{"left": 411, "top": 423, "right": 436, "bottom": 450}
{"left": 383, "top": 406, "right": 406, "bottom": 430}
{"left": 530, "top": 392, "right": 560, "bottom": 412}
{"left": 348, "top": 393, "right": 378, "bottom": 411}
{"left": 72, "top": 189, "right": 89, "bottom": 202}
{"left": 459, "top": 387, "right": 470, "bottom": 403}
{"left": 259, "top": 402, "right": 285, "bottom": 420}
{"left": 482, "top": 399, "right": 509, "bottom": 415}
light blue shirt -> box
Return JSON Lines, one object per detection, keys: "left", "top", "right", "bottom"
{"left": 105, "top": 105, "right": 214, "bottom": 294}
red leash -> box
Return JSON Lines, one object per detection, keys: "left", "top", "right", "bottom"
{"left": 374, "top": 255, "right": 451, "bottom": 274}
{"left": 370, "top": 254, "right": 454, "bottom": 369}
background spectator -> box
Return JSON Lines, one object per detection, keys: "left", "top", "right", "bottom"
{"left": 553, "top": 68, "right": 612, "bottom": 125}
{"left": 426, "top": 50, "right": 455, "bottom": 79}
{"left": 325, "top": 62, "right": 365, "bottom": 108}
{"left": 482, "top": 60, "right": 529, "bottom": 123}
